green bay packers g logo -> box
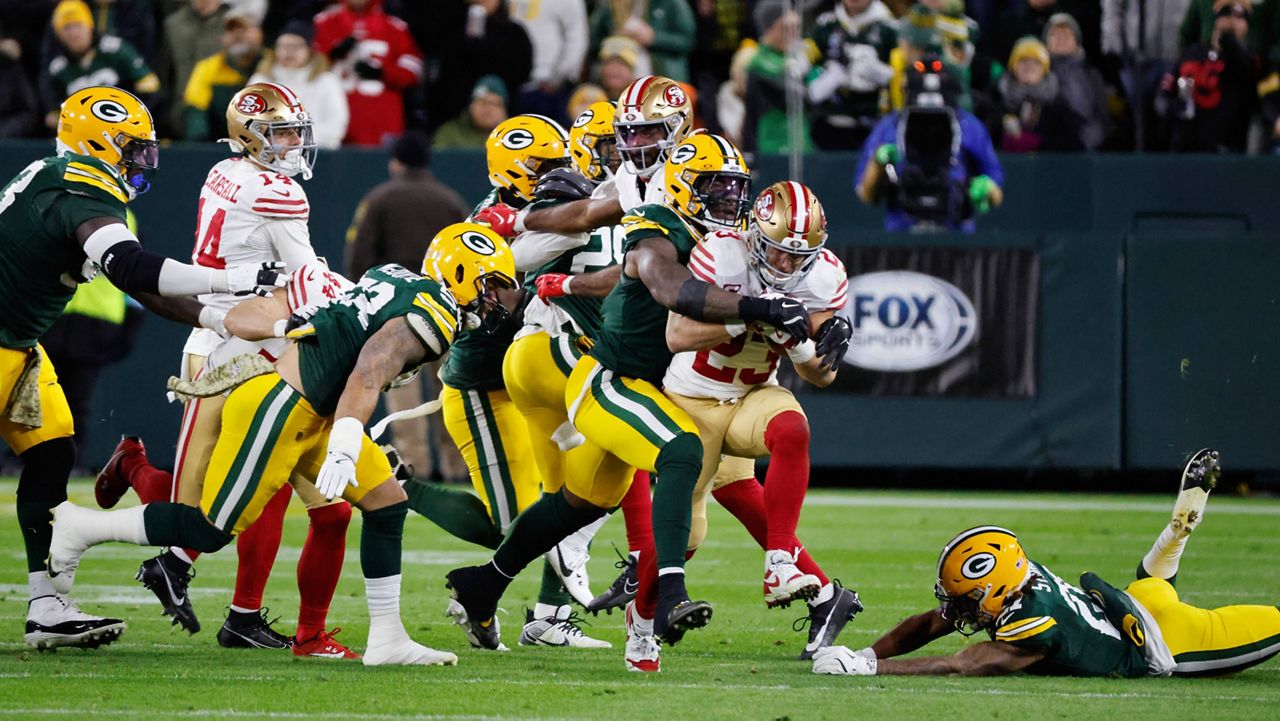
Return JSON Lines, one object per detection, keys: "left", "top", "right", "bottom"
{"left": 670, "top": 143, "right": 696, "bottom": 165}
{"left": 90, "top": 99, "right": 129, "bottom": 123}
{"left": 572, "top": 109, "right": 594, "bottom": 128}
{"left": 501, "top": 129, "right": 535, "bottom": 150}
{"left": 460, "top": 231, "right": 497, "bottom": 255}
{"left": 961, "top": 553, "right": 996, "bottom": 579}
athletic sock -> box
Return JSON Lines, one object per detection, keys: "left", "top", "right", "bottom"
{"left": 129, "top": 465, "right": 175, "bottom": 505}
{"left": 158, "top": 548, "right": 192, "bottom": 575}
{"left": 808, "top": 582, "right": 835, "bottom": 608}
{"left": 537, "top": 558, "right": 573, "bottom": 608}
{"left": 651, "top": 433, "right": 702, "bottom": 571}
{"left": 360, "top": 502, "right": 408, "bottom": 579}
{"left": 1140, "top": 523, "right": 1187, "bottom": 583}
{"left": 620, "top": 470, "right": 654, "bottom": 554}
{"left": 762, "top": 411, "right": 810, "bottom": 551}
{"left": 656, "top": 568, "right": 688, "bottom": 612}
{"left": 365, "top": 574, "right": 410, "bottom": 648}
{"left": 713, "top": 478, "right": 830, "bottom": 585}
{"left": 296, "top": 502, "right": 352, "bottom": 640}
{"left": 230, "top": 485, "right": 291, "bottom": 613}
{"left": 492, "top": 490, "right": 606, "bottom": 578}
{"left": 404, "top": 479, "right": 503, "bottom": 549}
{"left": 172, "top": 547, "right": 199, "bottom": 565}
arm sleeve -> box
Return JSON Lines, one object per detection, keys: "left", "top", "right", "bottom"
{"left": 512, "top": 230, "right": 589, "bottom": 271}
{"left": 83, "top": 222, "right": 220, "bottom": 296}
{"left": 259, "top": 218, "right": 319, "bottom": 269}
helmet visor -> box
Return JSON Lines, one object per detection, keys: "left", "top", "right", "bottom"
{"left": 693, "top": 172, "right": 752, "bottom": 230}
{"left": 616, "top": 120, "right": 671, "bottom": 173}
{"left": 118, "top": 135, "right": 158, "bottom": 194}
{"left": 470, "top": 271, "right": 519, "bottom": 330}
{"left": 258, "top": 120, "right": 317, "bottom": 178}
{"left": 594, "top": 137, "right": 621, "bottom": 176}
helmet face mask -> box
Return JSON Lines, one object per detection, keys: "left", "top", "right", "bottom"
{"left": 691, "top": 172, "right": 751, "bottom": 232}
{"left": 749, "top": 226, "right": 819, "bottom": 292}
{"left": 935, "top": 580, "right": 994, "bottom": 636}
{"left": 251, "top": 119, "right": 316, "bottom": 179}
{"left": 616, "top": 116, "right": 680, "bottom": 176}
{"left": 117, "top": 133, "right": 159, "bottom": 194}
{"left": 470, "top": 273, "right": 518, "bottom": 331}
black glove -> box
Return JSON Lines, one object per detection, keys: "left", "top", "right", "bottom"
{"left": 329, "top": 35, "right": 358, "bottom": 61}
{"left": 353, "top": 59, "right": 383, "bottom": 80}
{"left": 738, "top": 295, "right": 810, "bottom": 344}
{"left": 534, "top": 168, "right": 595, "bottom": 201}
{"left": 814, "top": 315, "right": 852, "bottom": 371}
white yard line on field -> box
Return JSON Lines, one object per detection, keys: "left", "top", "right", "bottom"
{"left": 803, "top": 493, "right": 1280, "bottom": 516}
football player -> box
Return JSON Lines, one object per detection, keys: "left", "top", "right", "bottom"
{"left": 48, "top": 222, "right": 516, "bottom": 666}
{"left": 92, "top": 83, "right": 357, "bottom": 655}
{"left": 0, "top": 85, "right": 283, "bottom": 649}
{"left": 444, "top": 133, "right": 811, "bottom": 654}
{"left": 814, "top": 450, "right": 1280, "bottom": 678}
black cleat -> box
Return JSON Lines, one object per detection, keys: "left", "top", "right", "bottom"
{"left": 587, "top": 550, "right": 638, "bottom": 615}
{"left": 136, "top": 554, "right": 200, "bottom": 634}
{"left": 445, "top": 565, "right": 506, "bottom": 651}
{"left": 216, "top": 607, "right": 291, "bottom": 649}
{"left": 654, "top": 597, "right": 713, "bottom": 646}
{"left": 797, "top": 581, "right": 863, "bottom": 660}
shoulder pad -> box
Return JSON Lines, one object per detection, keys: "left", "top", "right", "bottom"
{"left": 534, "top": 168, "right": 596, "bottom": 202}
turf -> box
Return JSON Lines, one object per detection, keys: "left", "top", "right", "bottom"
{"left": 1, "top": 480, "right": 1277, "bottom": 720}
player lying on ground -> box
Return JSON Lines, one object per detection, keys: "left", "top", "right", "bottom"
{"left": 47, "top": 223, "right": 517, "bottom": 666}
{"left": 1, "top": 85, "right": 284, "bottom": 649}
{"left": 814, "top": 449, "right": 1280, "bottom": 677}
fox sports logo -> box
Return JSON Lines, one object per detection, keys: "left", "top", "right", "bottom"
{"left": 842, "top": 271, "right": 976, "bottom": 372}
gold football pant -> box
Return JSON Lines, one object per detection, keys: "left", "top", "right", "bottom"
{"left": 1127, "top": 576, "right": 1280, "bottom": 676}
{"left": 440, "top": 384, "right": 541, "bottom": 531}
{"left": 502, "top": 330, "right": 585, "bottom": 496}
{"left": 666, "top": 385, "right": 802, "bottom": 550}
{"left": 201, "top": 373, "right": 392, "bottom": 535}
{"left": 0, "top": 345, "right": 74, "bottom": 455}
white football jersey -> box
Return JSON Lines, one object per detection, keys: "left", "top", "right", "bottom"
{"left": 204, "top": 263, "right": 351, "bottom": 371}
{"left": 182, "top": 157, "right": 319, "bottom": 358}
{"left": 612, "top": 164, "right": 666, "bottom": 212}
{"left": 663, "top": 232, "right": 848, "bottom": 400}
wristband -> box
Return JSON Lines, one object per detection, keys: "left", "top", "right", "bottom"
{"left": 272, "top": 318, "right": 289, "bottom": 338}
{"left": 327, "top": 416, "right": 364, "bottom": 461}
{"left": 724, "top": 321, "right": 746, "bottom": 337}
{"left": 560, "top": 275, "right": 574, "bottom": 295}
{"left": 788, "top": 339, "right": 816, "bottom": 363}
{"left": 198, "top": 306, "right": 227, "bottom": 335}
{"left": 514, "top": 207, "right": 529, "bottom": 234}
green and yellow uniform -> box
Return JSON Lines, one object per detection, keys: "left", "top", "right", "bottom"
{"left": 201, "top": 264, "right": 460, "bottom": 534}
{"left": 46, "top": 35, "right": 159, "bottom": 107}
{"left": 0, "top": 153, "right": 130, "bottom": 453}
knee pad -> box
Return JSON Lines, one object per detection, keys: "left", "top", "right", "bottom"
{"left": 654, "top": 432, "right": 702, "bottom": 482}
{"left": 17, "top": 437, "right": 75, "bottom": 504}
{"left": 764, "top": 411, "right": 809, "bottom": 450}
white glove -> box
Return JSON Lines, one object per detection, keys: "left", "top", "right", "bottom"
{"left": 812, "top": 646, "right": 878, "bottom": 675}
{"left": 846, "top": 44, "right": 893, "bottom": 93}
{"left": 808, "top": 61, "right": 849, "bottom": 103}
{"left": 223, "top": 261, "right": 288, "bottom": 297}
{"left": 198, "top": 306, "right": 227, "bottom": 336}
{"left": 316, "top": 417, "right": 363, "bottom": 500}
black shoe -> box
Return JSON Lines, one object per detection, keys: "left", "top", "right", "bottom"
{"left": 587, "top": 550, "right": 638, "bottom": 615}
{"left": 445, "top": 565, "right": 505, "bottom": 651}
{"left": 136, "top": 554, "right": 200, "bottom": 634}
{"left": 797, "top": 581, "right": 863, "bottom": 660}
{"left": 654, "top": 596, "right": 713, "bottom": 646}
{"left": 216, "top": 607, "right": 291, "bottom": 649}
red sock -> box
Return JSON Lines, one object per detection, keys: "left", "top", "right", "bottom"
{"left": 295, "top": 502, "right": 352, "bottom": 641}
{"left": 122, "top": 453, "right": 174, "bottom": 505}
{"left": 620, "top": 471, "right": 654, "bottom": 554}
{"left": 713, "top": 477, "right": 828, "bottom": 585}
{"left": 634, "top": 540, "right": 658, "bottom": 618}
{"left": 230, "top": 485, "right": 290, "bottom": 611}
{"left": 762, "top": 411, "right": 810, "bottom": 551}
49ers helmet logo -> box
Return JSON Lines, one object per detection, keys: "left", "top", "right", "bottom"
{"left": 460, "top": 231, "right": 497, "bottom": 255}
{"left": 663, "top": 84, "right": 687, "bottom": 107}
{"left": 754, "top": 192, "right": 775, "bottom": 221}
{"left": 961, "top": 553, "right": 996, "bottom": 580}
{"left": 501, "top": 129, "right": 535, "bottom": 150}
{"left": 236, "top": 93, "right": 267, "bottom": 115}
{"left": 90, "top": 99, "right": 129, "bottom": 123}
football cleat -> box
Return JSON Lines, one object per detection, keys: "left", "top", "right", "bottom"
{"left": 624, "top": 600, "right": 659, "bottom": 672}
{"left": 216, "top": 607, "right": 291, "bottom": 649}
{"left": 47, "top": 501, "right": 95, "bottom": 594}
{"left": 293, "top": 627, "right": 361, "bottom": 659}
{"left": 25, "top": 595, "right": 126, "bottom": 650}
{"left": 654, "top": 595, "right": 713, "bottom": 646}
{"left": 546, "top": 534, "right": 593, "bottom": 607}
{"left": 136, "top": 554, "right": 201, "bottom": 634}
{"left": 94, "top": 435, "right": 145, "bottom": 509}
{"left": 363, "top": 637, "right": 459, "bottom": 666}
{"left": 444, "top": 565, "right": 506, "bottom": 651}
{"left": 519, "top": 608, "right": 612, "bottom": 649}
{"left": 1172, "top": 448, "right": 1219, "bottom": 538}
{"left": 797, "top": 581, "right": 863, "bottom": 660}
{"left": 763, "top": 549, "right": 821, "bottom": 608}
{"left": 587, "top": 550, "right": 638, "bottom": 615}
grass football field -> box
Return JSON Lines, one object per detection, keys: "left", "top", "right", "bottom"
{"left": 0, "top": 479, "right": 1277, "bottom": 720}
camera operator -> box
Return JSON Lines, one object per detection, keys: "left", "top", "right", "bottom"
{"left": 855, "top": 56, "right": 1003, "bottom": 233}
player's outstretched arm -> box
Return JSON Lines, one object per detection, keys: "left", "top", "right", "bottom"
{"left": 223, "top": 293, "right": 291, "bottom": 340}
{"left": 665, "top": 311, "right": 731, "bottom": 353}
{"left": 523, "top": 197, "right": 623, "bottom": 235}
{"left": 131, "top": 292, "right": 216, "bottom": 331}
{"left": 876, "top": 640, "right": 1045, "bottom": 677}
{"left": 871, "top": 608, "right": 956, "bottom": 659}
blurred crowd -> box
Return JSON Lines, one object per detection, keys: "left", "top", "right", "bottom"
{"left": 3, "top": 0, "right": 1279, "bottom": 154}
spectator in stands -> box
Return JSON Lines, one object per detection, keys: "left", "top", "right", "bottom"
{"left": 508, "top": 0, "right": 588, "bottom": 125}
{"left": 717, "top": 41, "right": 757, "bottom": 146}
{"left": 807, "top": 0, "right": 898, "bottom": 151}
{"left": 1179, "top": 0, "right": 1270, "bottom": 59}
{"left": 597, "top": 35, "right": 646, "bottom": 100}
{"left": 997, "top": 37, "right": 1061, "bottom": 151}
{"left": 183, "top": 9, "right": 262, "bottom": 141}
{"left": 567, "top": 83, "right": 608, "bottom": 120}
{"left": 434, "top": 75, "right": 509, "bottom": 149}
{"left": 589, "top": 0, "right": 696, "bottom": 82}
{"left": 1160, "top": 0, "right": 1258, "bottom": 153}
{"left": 419, "top": 0, "right": 530, "bottom": 134}
{"left": 314, "top": 0, "right": 425, "bottom": 147}
{"left": 248, "top": 19, "right": 348, "bottom": 149}
{"left": 1103, "top": 0, "right": 1190, "bottom": 150}
{"left": 160, "top": 0, "right": 228, "bottom": 137}
{"left": 743, "top": 0, "right": 810, "bottom": 154}
{"left": 990, "top": 0, "right": 1102, "bottom": 67}
{"left": 42, "top": 0, "right": 160, "bottom": 130}
{"left": 937, "top": 5, "right": 1003, "bottom": 129}
{"left": 1045, "top": 13, "right": 1108, "bottom": 150}
{"left": 262, "top": 0, "right": 328, "bottom": 41}
{"left": 0, "top": 30, "right": 39, "bottom": 137}
{"left": 345, "top": 131, "right": 470, "bottom": 484}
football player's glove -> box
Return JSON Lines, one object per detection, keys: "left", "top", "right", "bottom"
{"left": 226, "top": 261, "right": 288, "bottom": 297}
{"left": 812, "top": 646, "right": 878, "bottom": 675}
{"left": 533, "top": 168, "right": 596, "bottom": 202}
{"left": 739, "top": 295, "right": 810, "bottom": 344}
{"left": 814, "top": 315, "right": 852, "bottom": 371}
{"left": 472, "top": 203, "right": 521, "bottom": 238}
{"left": 534, "top": 273, "right": 573, "bottom": 299}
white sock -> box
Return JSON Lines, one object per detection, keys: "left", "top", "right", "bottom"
{"left": 29, "top": 571, "right": 56, "bottom": 601}
{"left": 69, "top": 503, "right": 149, "bottom": 545}
{"left": 657, "top": 567, "right": 684, "bottom": 577}
{"left": 808, "top": 582, "right": 835, "bottom": 608}
{"left": 630, "top": 608, "right": 654, "bottom": 636}
{"left": 170, "top": 547, "right": 195, "bottom": 565}
{"left": 629, "top": 550, "right": 640, "bottom": 562}
{"left": 229, "top": 604, "right": 258, "bottom": 615}
{"left": 1141, "top": 524, "right": 1188, "bottom": 580}
{"left": 533, "top": 602, "right": 561, "bottom": 620}
{"left": 365, "top": 575, "right": 409, "bottom": 648}
{"left": 572, "top": 514, "right": 609, "bottom": 544}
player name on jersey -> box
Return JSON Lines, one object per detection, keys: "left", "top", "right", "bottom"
{"left": 202, "top": 168, "right": 243, "bottom": 204}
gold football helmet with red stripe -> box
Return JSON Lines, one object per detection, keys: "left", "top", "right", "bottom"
{"left": 749, "top": 181, "right": 829, "bottom": 291}
{"left": 934, "top": 526, "right": 1032, "bottom": 635}
{"left": 226, "top": 82, "right": 317, "bottom": 179}
{"left": 615, "top": 75, "right": 693, "bottom": 176}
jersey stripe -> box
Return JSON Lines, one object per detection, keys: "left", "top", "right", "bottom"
{"left": 689, "top": 253, "right": 715, "bottom": 282}
{"left": 996, "top": 616, "right": 1056, "bottom": 642}
{"left": 251, "top": 207, "right": 308, "bottom": 215}
{"left": 622, "top": 215, "right": 670, "bottom": 236}
{"left": 64, "top": 166, "right": 128, "bottom": 203}
{"left": 254, "top": 197, "right": 307, "bottom": 206}
{"left": 413, "top": 293, "right": 459, "bottom": 345}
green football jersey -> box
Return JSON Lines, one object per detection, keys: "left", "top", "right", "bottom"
{"left": 440, "top": 188, "right": 527, "bottom": 392}
{"left": 295, "top": 264, "right": 461, "bottom": 417}
{"left": 48, "top": 35, "right": 156, "bottom": 101}
{"left": 0, "top": 153, "right": 130, "bottom": 349}
{"left": 991, "top": 561, "right": 1147, "bottom": 678}
{"left": 524, "top": 206, "right": 626, "bottom": 340}
{"left": 589, "top": 203, "right": 701, "bottom": 384}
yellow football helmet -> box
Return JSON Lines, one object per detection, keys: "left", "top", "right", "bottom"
{"left": 57, "top": 86, "right": 158, "bottom": 197}
{"left": 749, "top": 181, "right": 829, "bottom": 292}
{"left": 615, "top": 75, "right": 693, "bottom": 176}
{"left": 569, "top": 101, "right": 620, "bottom": 182}
{"left": 226, "top": 82, "right": 316, "bottom": 180}
{"left": 421, "top": 222, "right": 517, "bottom": 328}
{"left": 485, "top": 115, "right": 571, "bottom": 202}
{"left": 935, "top": 526, "right": 1032, "bottom": 635}
{"left": 663, "top": 133, "right": 751, "bottom": 233}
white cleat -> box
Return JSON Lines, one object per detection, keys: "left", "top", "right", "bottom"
{"left": 444, "top": 599, "right": 508, "bottom": 651}
{"left": 363, "top": 638, "right": 459, "bottom": 666}
{"left": 763, "top": 549, "right": 821, "bottom": 608}
{"left": 546, "top": 535, "right": 593, "bottom": 607}
{"left": 519, "top": 608, "right": 612, "bottom": 649}
{"left": 47, "top": 502, "right": 95, "bottom": 595}
{"left": 624, "top": 600, "right": 659, "bottom": 672}
{"left": 1172, "top": 448, "right": 1220, "bottom": 538}
{"left": 25, "top": 594, "right": 126, "bottom": 650}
